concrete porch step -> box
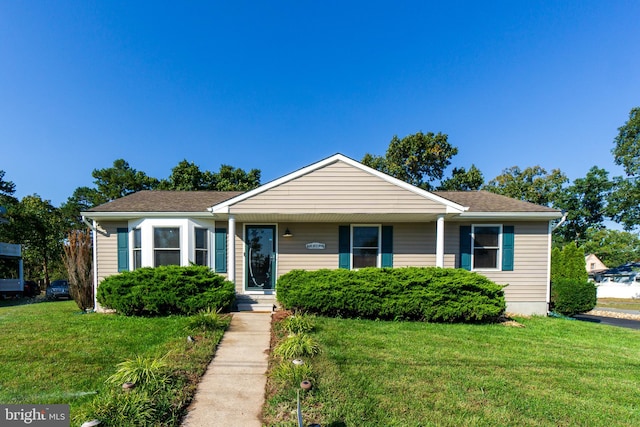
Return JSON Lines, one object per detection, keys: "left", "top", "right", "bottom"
{"left": 236, "top": 294, "right": 277, "bottom": 312}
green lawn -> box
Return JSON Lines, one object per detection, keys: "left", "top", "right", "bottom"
{"left": 597, "top": 298, "right": 640, "bottom": 311}
{"left": 266, "top": 315, "right": 640, "bottom": 427}
{"left": 0, "top": 300, "right": 226, "bottom": 425}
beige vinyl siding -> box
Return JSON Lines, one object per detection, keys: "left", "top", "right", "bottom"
{"left": 95, "top": 221, "right": 127, "bottom": 283}
{"left": 231, "top": 160, "right": 447, "bottom": 215}
{"left": 446, "top": 221, "right": 550, "bottom": 302}
{"left": 277, "top": 223, "right": 341, "bottom": 275}
{"left": 393, "top": 223, "right": 437, "bottom": 267}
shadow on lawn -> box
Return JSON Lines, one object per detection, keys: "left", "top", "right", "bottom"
{"left": 0, "top": 294, "right": 52, "bottom": 308}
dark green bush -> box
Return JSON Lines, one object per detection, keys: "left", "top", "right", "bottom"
{"left": 551, "top": 278, "right": 597, "bottom": 316}
{"left": 97, "top": 265, "right": 235, "bottom": 316}
{"left": 276, "top": 267, "right": 506, "bottom": 323}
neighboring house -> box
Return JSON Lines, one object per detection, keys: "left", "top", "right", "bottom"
{"left": 82, "top": 154, "right": 561, "bottom": 315}
{"left": 585, "top": 253, "right": 607, "bottom": 275}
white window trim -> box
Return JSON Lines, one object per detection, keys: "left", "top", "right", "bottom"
{"left": 471, "top": 224, "right": 503, "bottom": 271}
{"left": 350, "top": 224, "right": 382, "bottom": 269}
{"left": 126, "top": 218, "right": 216, "bottom": 269}
{"left": 132, "top": 228, "right": 142, "bottom": 270}
{"left": 193, "top": 226, "right": 211, "bottom": 268}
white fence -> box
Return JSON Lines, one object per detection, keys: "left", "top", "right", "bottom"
{"left": 596, "top": 283, "right": 640, "bottom": 299}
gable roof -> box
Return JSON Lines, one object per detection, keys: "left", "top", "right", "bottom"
{"left": 208, "top": 153, "right": 468, "bottom": 215}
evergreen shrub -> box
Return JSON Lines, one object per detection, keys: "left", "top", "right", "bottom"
{"left": 550, "top": 243, "right": 595, "bottom": 315}
{"left": 276, "top": 267, "right": 505, "bottom": 323}
{"left": 551, "top": 278, "right": 597, "bottom": 316}
{"left": 97, "top": 265, "right": 235, "bottom": 316}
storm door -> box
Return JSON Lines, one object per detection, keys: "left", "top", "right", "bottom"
{"left": 245, "top": 225, "right": 276, "bottom": 291}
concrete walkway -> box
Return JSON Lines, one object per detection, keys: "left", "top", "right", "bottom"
{"left": 182, "top": 311, "right": 272, "bottom": 427}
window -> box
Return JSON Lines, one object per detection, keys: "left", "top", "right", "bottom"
{"left": 352, "top": 226, "right": 380, "bottom": 268}
{"left": 154, "top": 227, "right": 180, "bottom": 266}
{"left": 133, "top": 228, "right": 142, "bottom": 269}
{"left": 472, "top": 225, "right": 501, "bottom": 269}
{"left": 194, "top": 228, "right": 208, "bottom": 266}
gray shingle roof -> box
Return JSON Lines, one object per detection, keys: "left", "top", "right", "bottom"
{"left": 85, "top": 190, "right": 244, "bottom": 213}
{"left": 433, "top": 190, "right": 560, "bottom": 213}
{"left": 85, "top": 189, "right": 558, "bottom": 214}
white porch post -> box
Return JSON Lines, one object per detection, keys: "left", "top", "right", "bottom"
{"left": 92, "top": 220, "right": 99, "bottom": 311}
{"left": 436, "top": 214, "right": 445, "bottom": 268}
{"left": 227, "top": 215, "right": 236, "bottom": 284}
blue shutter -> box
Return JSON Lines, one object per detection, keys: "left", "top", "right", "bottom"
{"left": 381, "top": 226, "right": 393, "bottom": 268}
{"left": 215, "top": 228, "right": 227, "bottom": 273}
{"left": 502, "top": 225, "right": 514, "bottom": 271}
{"left": 117, "top": 228, "right": 129, "bottom": 272}
{"left": 338, "top": 226, "right": 350, "bottom": 269}
{"left": 460, "top": 226, "right": 471, "bottom": 270}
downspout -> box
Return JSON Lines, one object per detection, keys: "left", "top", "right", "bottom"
{"left": 547, "top": 211, "right": 567, "bottom": 313}
{"left": 82, "top": 216, "right": 99, "bottom": 312}
{"left": 552, "top": 211, "right": 568, "bottom": 231}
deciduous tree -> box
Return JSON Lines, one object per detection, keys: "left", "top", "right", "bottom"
{"left": 438, "top": 165, "right": 484, "bottom": 191}
{"left": 553, "top": 166, "right": 613, "bottom": 243}
{"left": 63, "top": 229, "right": 94, "bottom": 310}
{"left": 609, "top": 107, "right": 640, "bottom": 231}
{"left": 483, "top": 165, "right": 568, "bottom": 206}
{"left": 580, "top": 228, "right": 640, "bottom": 267}
{"left": 362, "top": 131, "right": 458, "bottom": 190}
{"left": 4, "top": 195, "right": 66, "bottom": 284}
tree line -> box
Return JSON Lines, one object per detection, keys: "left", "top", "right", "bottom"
{"left": 1, "top": 107, "right": 639, "bottom": 285}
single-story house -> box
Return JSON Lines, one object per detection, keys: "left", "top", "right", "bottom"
{"left": 82, "top": 154, "right": 562, "bottom": 315}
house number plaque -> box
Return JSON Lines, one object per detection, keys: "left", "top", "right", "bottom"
{"left": 305, "top": 242, "right": 326, "bottom": 250}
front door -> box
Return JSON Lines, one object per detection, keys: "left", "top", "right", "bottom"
{"left": 245, "top": 225, "right": 276, "bottom": 291}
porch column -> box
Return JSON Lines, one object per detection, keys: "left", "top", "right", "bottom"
{"left": 227, "top": 215, "right": 236, "bottom": 284}
{"left": 436, "top": 214, "right": 445, "bottom": 268}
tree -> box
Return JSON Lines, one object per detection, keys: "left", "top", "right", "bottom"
{"left": 63, "top": 159, "right": 160, "bottom": 227}
{"left": 609, "top": 107, "right": 640, "bottom": 230}
{"left": 92, "top": 159, "right": 160, "bottom": 202}
{"left": 438, "top": 165, "right": 484, "bottom": 191}
{"left": 612, "top": 107, "right": 640, "bottom": 177}
{"left": 206, "top": 164, "right": 261, "bottom": 191}
{"left": 608, "top": 177, "right": 640, "bottom": 231}
{"left": 553, "top": 166, "right": 613, "bottom": 244}
{"left": 4, "top": 195, "right": 66, "bottom": 284}
{"left": 580, "top": 228, "right": 640, "bottom": 267}
{"left": 158, "top": 159, "right": 207, "bottom": 191}
{"left": 550, "top": 242, "right": 595, "bottom": 315}
{"left": 483, "top": 165, "right": 568, "bottom": 206}
{"left": 0, "top": 170, "right": 18, "bottom": 208}
{"left": 158, "top": 160, "right": 261, "bottom": 191}
{"left": 63, "top": 229, "right": 94, "bottom": 311}
{"left": 362, "top": 131, "right": 458, "bottom": 190}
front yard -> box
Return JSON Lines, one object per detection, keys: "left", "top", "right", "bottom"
{"left": 0, "top": 300, "right": 227, "bottom": 426}
{"left": 265, "top": 314, "right": 640, "bottom": 426}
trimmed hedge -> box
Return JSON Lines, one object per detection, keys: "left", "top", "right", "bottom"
{"left": 551, "top": 278, "right": 597, "bottom": 316}
{"left": 97, "top": 265, "right": 235, "bottom": 316}
{"left": 276, "top": 267, "right": 506, "bottom": 323}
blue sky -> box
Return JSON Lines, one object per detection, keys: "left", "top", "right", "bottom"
{"left": 1, "top": 1, "right": 639, "bottom": 206}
